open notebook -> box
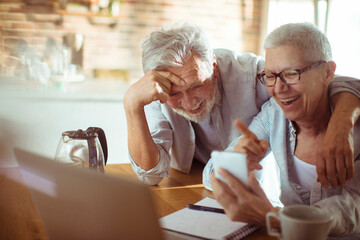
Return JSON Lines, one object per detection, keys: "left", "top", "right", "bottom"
{"left": 160, "top": 197, "right": 259, "bottom": 240}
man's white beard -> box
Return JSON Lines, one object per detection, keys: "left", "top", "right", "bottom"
{"left": 172, "top": 95, "right": 216, "bottom": 123}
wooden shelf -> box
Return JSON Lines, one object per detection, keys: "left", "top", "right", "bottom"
{"left": 1, "top": 1, "right": 123, "bottom": 27}
{"left": 56, "top": 9, "right": 123, "bottom": 19}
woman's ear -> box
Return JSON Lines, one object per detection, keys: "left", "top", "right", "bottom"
{"left": 324, "top": 61, "right": 336, "bottom": 85}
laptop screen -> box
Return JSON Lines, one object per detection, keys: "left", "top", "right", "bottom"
{"left": 14, "top": 148, "right": 164, "bottom": 240}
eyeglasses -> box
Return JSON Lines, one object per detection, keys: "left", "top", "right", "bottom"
{"left": 257, "top": 61, "right": 326, "bottom": 87}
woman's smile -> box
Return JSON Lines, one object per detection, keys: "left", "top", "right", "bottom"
{"left": 278, "top": 96, "right": 300, "bottom": 106}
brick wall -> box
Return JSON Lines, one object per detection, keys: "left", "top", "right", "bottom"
{"left": 0, "top": 0, "right": 263, "bottom": 82}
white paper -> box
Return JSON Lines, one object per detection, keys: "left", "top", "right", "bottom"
{"left": 160, "top": 197, "right": 248, "bottom": 240}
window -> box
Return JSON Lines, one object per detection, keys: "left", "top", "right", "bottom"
{"left": 262, "top": 0, "right": 359, "bottom": 78}
{"left": 327, "top": 0, "right": 360, "bottom": 78}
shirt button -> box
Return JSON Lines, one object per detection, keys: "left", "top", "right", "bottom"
{"left": 295, "top": 184, "right": 302, "bottom": 190}
{"left": 189, "top": 141, "right": 194, "bottom": 147}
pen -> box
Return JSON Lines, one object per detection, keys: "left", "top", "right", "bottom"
{"left": 186, "top": 204, "right": 225, "bottom": 214}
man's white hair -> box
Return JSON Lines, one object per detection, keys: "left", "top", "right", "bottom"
{"left": 141, "top": 22, "right": 214, "bottom": 74}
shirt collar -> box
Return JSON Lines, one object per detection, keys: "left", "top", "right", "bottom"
{"left": 213, "top": 77, "right": 222, "bottom": 107}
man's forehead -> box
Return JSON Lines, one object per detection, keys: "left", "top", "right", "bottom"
{"left": 172, "top": 66, "right": 199, "bottom": 79}
{"left": 170, "top": 59, "right": 207, "bottom": 77}
{"left": 169, "top": 63, "right": 209, "bottom": 89}
{"left": 170, "top": 75, "right": 203, "bottom": 91}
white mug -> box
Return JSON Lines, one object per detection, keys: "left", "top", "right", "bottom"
{"left": 266, "top": 205, "right": 333, "bottom": 240}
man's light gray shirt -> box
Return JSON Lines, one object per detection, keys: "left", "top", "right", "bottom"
{"left": 130, "top": 49, "right": 268, "bottom": 185}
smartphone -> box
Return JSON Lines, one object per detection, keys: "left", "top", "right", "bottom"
{"left": 211, "top": 151, "right": 248, "bottom": 185}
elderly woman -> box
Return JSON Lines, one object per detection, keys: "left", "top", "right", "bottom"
{"left": 205, "top": 23, "right": 360, "bottom": 238}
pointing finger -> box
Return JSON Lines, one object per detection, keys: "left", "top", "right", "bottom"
{"left": 234, "top": 119, "right": 259, "bottom": 142}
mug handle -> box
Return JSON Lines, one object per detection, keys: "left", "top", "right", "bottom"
{"left": 266, "top": 212, "right": 282, "bottom": 238}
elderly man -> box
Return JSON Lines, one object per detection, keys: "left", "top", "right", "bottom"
{"left": 124, "top": 23, "right": 360, "bottom": 186}
{"left": 209, "top": 22, "right": 360, "bottom": 238}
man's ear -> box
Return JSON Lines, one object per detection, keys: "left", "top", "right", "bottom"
{"left": 213, "top": 55, "right": 219, "bottom": 79}
{"left": 325, "top": 61, "right": 336, "bottom": 85}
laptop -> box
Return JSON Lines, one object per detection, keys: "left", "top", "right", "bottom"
{"left": 14, "top": 148, "right": 165, "bottom": 240}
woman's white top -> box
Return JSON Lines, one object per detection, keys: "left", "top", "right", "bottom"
{"left": 292, "top": 155, "right": 317, "bottom": 192}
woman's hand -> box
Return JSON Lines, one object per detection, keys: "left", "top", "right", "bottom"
{"left": 211, "top": 169, "right": 276, "bottom": 226}
{"left": 233, "top": 119, "right": 269, "bottom": 171}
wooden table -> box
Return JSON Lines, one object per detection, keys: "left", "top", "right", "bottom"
{"left": 0, "top": 161, "right": 275, "bottom": 240}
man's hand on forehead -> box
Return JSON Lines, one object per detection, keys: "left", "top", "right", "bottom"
{"left": 147, "top": 70, "right": 185, "bottom": 104}
{"left": 157, "top": 71, "right": 186, "bottom": 87}
{"left": 124, "top": 69, "right": 186, "bottom": 108}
